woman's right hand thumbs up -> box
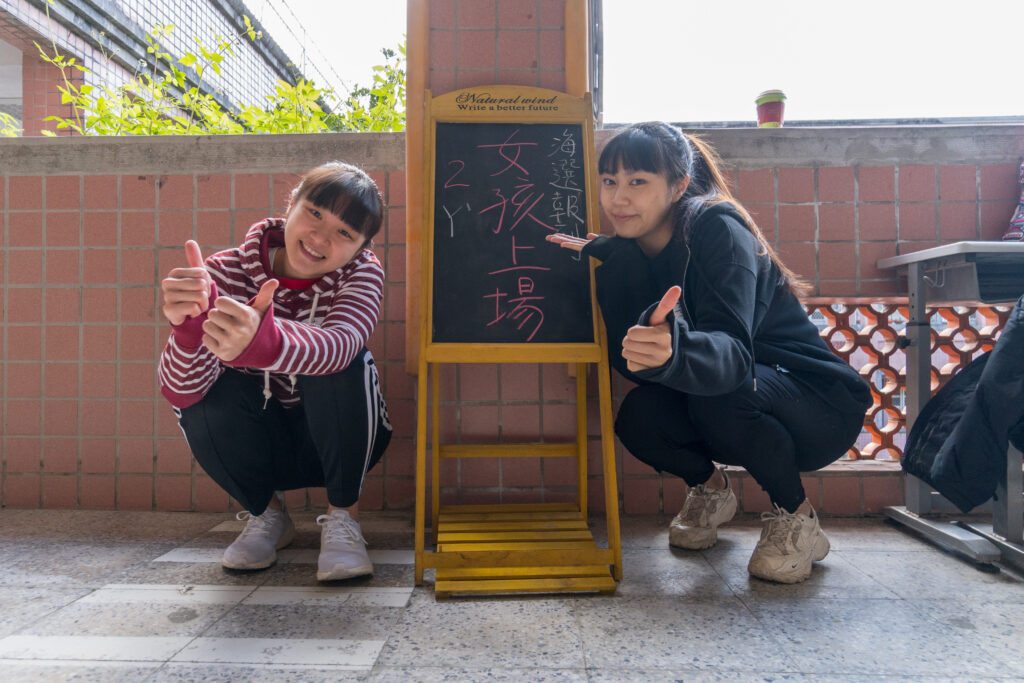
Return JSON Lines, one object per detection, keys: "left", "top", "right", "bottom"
{"left": 161, "top": 240, "right": 214, "bottom": 325}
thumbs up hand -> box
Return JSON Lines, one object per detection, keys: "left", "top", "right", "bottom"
{"left": 202, "top": 278, "right": 279, "bottom": 362}
{"left": 622, "top": 286, "right": 680, "bottom": 373}
{"left": 161, "top": 240, "right": 214, "bottom": 326}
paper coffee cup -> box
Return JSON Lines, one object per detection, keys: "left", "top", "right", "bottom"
{"left": 756, "top": 89, "right": 786, "bottom": 128}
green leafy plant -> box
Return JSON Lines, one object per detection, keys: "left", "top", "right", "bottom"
{"left": 330, "top": 42, "right": 407, "bottom": 132}
{"left": 31, "top": 14, "right": 405, "bottom": 136}
{"left": 0, "top": 111, "right": 21, "bottom": 137}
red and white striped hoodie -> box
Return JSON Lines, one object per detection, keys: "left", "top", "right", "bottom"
{"left": 158, "top": 218, "right": 384, "bottom": 409}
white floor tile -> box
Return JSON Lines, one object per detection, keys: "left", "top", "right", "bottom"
{"left": 170, "top": 637, "right": 385, "bottom": 668}
{"left": 0, "top": 635, "right": 191, "bottom": 661}
{"left": 79, "top": 584, "right": 256, "bottom": 605}
{"left": 153, "top": 547, "right": 414, "bottom": 565}
{"left": 244, "top": 586, "right": 412, "bottom": 607}
{"left": 153, "top": 548, "right": 224, "bottom": 563}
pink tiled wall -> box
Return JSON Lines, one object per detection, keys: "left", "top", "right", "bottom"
{"left": 4, "top": 0, "right": 1023, "bottom": 515}
{"left": 4, "top": 131, "right": 1023, "bottom": 514}
{"left": 1, "top": 136, "right": 410, "bottom": 512}
{"left": 726, "top": 162, "right": 1021, "bottom": 297}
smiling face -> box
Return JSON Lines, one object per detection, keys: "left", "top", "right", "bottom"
{"left": 599, "top": 167, "right": 688, "bottom": 257}
{"left": 275, "top": 199, "right": 367, "bottom": 280}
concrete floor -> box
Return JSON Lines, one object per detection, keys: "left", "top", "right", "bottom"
{"left": 0, "top": 509, "right": 1022, "bottom": 682}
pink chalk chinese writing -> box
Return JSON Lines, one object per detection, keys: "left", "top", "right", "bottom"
{"left": 435, "top": 123, "right": 590, "bottom": 343}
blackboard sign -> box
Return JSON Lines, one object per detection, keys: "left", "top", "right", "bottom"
{"left": 431, "top": 121, "right": 594, "bottom": 344}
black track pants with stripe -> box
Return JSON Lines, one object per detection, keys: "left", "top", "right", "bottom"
{"left": 175, "top": 349, "right": 392, "bottom": 514}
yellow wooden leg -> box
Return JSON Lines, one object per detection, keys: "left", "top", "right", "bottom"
{"left": 414, "top": 354, "right": 429, "bottom": 585}
{"left": 597, "top": 349, "right": 623, "bottom": 581}
{"left": 575, "top": 362, "right": 588, "bottom": 516}
{"left": 431, "top": 362, "right": 441, "bottom": 540}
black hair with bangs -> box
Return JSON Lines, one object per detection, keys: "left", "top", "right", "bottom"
{"left": 598, "top": 122, "right": 807, "bottom": 295}
{"left": 290, "top": 161, "right": 384, "bottom": 243}
{"left": 598, "top": 122, "right": 694, "bottom": 183}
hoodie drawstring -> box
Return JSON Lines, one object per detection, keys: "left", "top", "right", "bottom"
{"left": 262, "top": 291, "right": 320, "bottom": 409}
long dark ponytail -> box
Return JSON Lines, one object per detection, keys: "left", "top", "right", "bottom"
{"left": 599, "top": 122, "right": 807, "bottom": 296}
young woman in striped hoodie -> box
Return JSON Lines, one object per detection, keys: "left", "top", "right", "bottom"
{"left": 159, "top": 162, "right": 392, "bottom": 581}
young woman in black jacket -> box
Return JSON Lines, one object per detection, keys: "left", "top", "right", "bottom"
{"left": 548, "top": 122, "right": 871, "bottom": 583}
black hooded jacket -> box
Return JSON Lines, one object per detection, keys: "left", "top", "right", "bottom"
{"left": 902, "top": 294, "right": 1024, "bottom": 512}
{"left": 581, "top": 202, "right": 871, "bottom": 415}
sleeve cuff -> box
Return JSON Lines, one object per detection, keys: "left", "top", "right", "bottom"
{"left": 168, "top": 282, "right": 218, "bottom": 349}
{"left": 225, "top": 303, "right": 283, "bottom": 369}
{"left": 581, "top": 234, "right": 616, "bottom": 261}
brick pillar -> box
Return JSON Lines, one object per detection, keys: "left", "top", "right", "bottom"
{"left": 429, "top": 0, "right": 567, "bottom": 95}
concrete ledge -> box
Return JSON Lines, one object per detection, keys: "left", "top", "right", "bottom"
{"left": 0, "top": 132, "right": 406, "bottom": 174}
{"left": 5, "top": 123, "right": 1024, "bottom": 176}
{"left": 723, "top": 461, "right": 904, "bottom": 516}
{"left": 596, "top": 123, "right": 1024, "bottom": 168}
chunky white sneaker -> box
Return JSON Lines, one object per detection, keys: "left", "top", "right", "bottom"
{"left": 747, "top": 503, "right": 830, "bottom": 584}
{"left": 316, "top": 510, "right": 373, "bottom": 581}
{"left": 222, "top": 506, "right": 295, "bottom": 570}
{"left": 669, "top": 469, "right": 737, "bottom": 550}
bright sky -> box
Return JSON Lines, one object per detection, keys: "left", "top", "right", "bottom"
{"left": 245, "top": 0, "right": 407, "bottom": 103}
{"left": 247, "top": 0, "right": 1024, "bottom": 123}
{"left": 603, "top": 0, "right": 1024, "bottom": 123}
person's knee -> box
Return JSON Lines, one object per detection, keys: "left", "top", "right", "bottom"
{"left": 614, "top": 385, "right": 667, "bottom": 451}
{"left": 179, "top": 371, "right": 258, "bottom": 430}
{"left": 686, "top": 385, "right": 759, "bottom": 428}
{"left": 299, "top": 349, "right": 371, "bottom": 398}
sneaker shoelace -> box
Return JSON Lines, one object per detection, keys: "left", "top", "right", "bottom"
{"left": 316, "top": 514, "right": 368, "bottom": 547}
{"left": 235, "top": 509, "right": 277, "bottom": 539}
{"left": 760, "top": 504, "right": 803, "bottom": 552}
{"left": 679, "top": 484, "right": 712, "bottom": 525}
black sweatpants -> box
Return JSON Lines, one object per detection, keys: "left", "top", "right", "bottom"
{"left": 614, "top": 363, "right": 865, "bottom": 513}
{"left": 176, "top": 349, "right": 391, "bottom": 515}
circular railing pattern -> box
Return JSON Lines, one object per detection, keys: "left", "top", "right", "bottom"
{"left": 803, "top": 298, "right": 1012, "bottom": 460}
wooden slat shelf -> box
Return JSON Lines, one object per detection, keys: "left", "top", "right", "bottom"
{"left": 430, "top": 506, "right": 615, "bottom": 598}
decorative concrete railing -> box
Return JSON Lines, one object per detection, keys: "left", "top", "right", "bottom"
{"left": 806, "top": 298, "right": 1013, "bottom": 461}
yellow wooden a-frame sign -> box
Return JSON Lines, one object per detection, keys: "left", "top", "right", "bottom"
{"left": 415, "top": 85, "right": 622, "bottom": 597}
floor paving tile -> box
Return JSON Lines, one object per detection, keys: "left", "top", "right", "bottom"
{"left": 370, "top": 666, "right": 589, "bottom": 681}
{"left": 149, "top": 662, "right": 370, "bottom": 682}
{"left": 0, "top": 586, "right": 91, "bottom": 638}
{"left": 18, "top": 601, "right": 237, "bottom": 638}
{"left": 840, "top": 547, "right": 1024, "bottom": 601}
{"left": 574, "top": 595, "right": 795, "bottom": 673}
{"left": 0, "top": 634, "right": 191, "bottom": 661}
{"left": 747, "top": 599, "right": 1014, "bottom": 678}
{"left": 170, "top": 636, "right": 385, "bottom": 667}
{"left": 587, "top": 671, "right": 810, "bottom": 682}
{"left": 202, "top": 603, "right": 402, "bottom": 640}
{"left": 378, "top": 593, "right": 585, "bottom": 669}
{"left": 0, "top": 510, "right": 1021, "bottom": 680}
{"left": 0, "top": 660, "right": 162, "bottom": 682}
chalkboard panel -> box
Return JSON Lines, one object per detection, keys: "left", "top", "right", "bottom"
{"left": 431, "top": 122, "right": 594, "bottom": 344}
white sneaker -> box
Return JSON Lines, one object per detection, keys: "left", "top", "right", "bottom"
{"left": 747, "top": 503, "right": 830, "bottom": 584}
{"left": 669, "top": 469, "right": 737, "bottom": 550}
{"left": 222, "top": 506, "right": 295, "bottom": 570}
{"left": 316, "top": 509, "right": 373, "bottom": 581}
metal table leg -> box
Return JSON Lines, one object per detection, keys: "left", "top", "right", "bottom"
{"left": 883, "top": 262, "right": 1001, "bottom": 563}
{"left": 959, "top": 444, "right": 1024, "bottom": 570}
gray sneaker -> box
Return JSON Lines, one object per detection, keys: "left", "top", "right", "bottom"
{"left": 747, "top": 503, "right": 830, "bottom": 584}
{"left": 669, "top": 469, "right": 737, "bottom": 550}
{"left": 222, "top": 506, "right": 295, "bottom": 570}
{"left": 316, "top": 509, "right": 373, "bottom": 581}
